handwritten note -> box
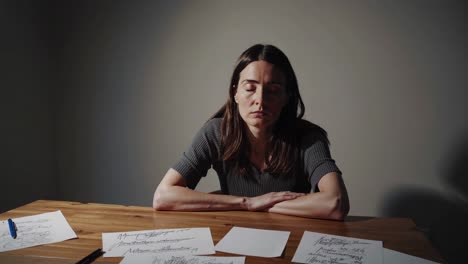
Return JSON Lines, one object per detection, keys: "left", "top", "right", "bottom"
{"left": 215, "top": 226, "right": 290, "bottom": 258}
{"left": 102, "top": 227, "right": 215, "bottom": 257}
{"left": 0, "top": 210, "right": 77, "bottom": 252}
{"left": 292, "top": 231, "right": 383, "bottom": 264}
{"left": 120, "top": 255, "right": 245, "bottom": 264}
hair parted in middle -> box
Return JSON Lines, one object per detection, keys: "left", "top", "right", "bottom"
{"left": 212, "top": 44, "right": 306, "bottom": 178}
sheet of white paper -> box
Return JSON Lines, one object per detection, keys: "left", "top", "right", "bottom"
{"left": 102, "top": 227, "right": 215, "bottom": 257}
{"left": 292, "top": 231, "right": 383, "bottom": 264}
{"left": 384, "top": 248, "right": 439, "bottom": 264}
{"left": 120, "top": 255, "right": 245, "bottom": 264}
{"left": 215, "top": 226, "right": 290, "bottom": 258}
{"left": 0, "top": 210, "right": 77, "bottom": 252}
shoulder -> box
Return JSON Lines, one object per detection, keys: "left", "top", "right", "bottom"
{"left": 295, "top": 119, "right": 330, "bottom": 149}
{"left": 197, "top": 117, "right": 222, "bottom": 142}
{"left": 203, "top": 117, "right": 222, "bottom": 133}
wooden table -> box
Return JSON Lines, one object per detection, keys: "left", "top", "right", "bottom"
{"left": 0, "top": 200, "right": 444, "bottom": 263}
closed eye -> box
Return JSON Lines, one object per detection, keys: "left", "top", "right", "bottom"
{"left": 266, "top": 84, "right": 283, "bottom": 95}
{"left": 243, "top": 83, "right": 256, "bottom": 92}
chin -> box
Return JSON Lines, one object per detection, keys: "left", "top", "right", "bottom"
{"left": 247, "top": 119, "right": 273, "bottom": 129}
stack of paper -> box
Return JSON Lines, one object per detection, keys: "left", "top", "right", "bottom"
{"left": 102, "top": 227, "right": 248, "bottom": 264}
{"left": 120, "top": 255, "right": 245, "bottom": 264}
{"left": 102, "top": 227, "right": 215, "bottom": 257}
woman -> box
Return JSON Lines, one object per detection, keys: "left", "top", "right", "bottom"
{"left": 153, "top": 44, "right": 349, "bottom": 220}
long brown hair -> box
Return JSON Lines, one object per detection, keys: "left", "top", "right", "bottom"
{"left": 212, "top": 44, "right": 305, "bottom": 177}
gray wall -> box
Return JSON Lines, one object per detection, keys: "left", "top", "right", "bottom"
{"left": 56, "top": 0, "right": 468, "bottom": 217}
{"left": 2, "top": 1, "right": 467, "bottom": 221}
{"left": 0, "top": 1, "right": 57, "bottom": 212}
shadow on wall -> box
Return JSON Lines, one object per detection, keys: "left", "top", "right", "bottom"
{"left": 380, "top": 133, "right": 468, "bottom": 263}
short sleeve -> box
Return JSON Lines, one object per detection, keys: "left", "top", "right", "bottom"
{"left": 172, "top": 119, "right": 221, "bottom": 189}
{"left": 302, "top": 131, "right": 341, "bottom": 193}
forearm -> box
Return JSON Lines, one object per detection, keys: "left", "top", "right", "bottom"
{"left": 153, "top": 185, "right": 247, "bottom": 211}
{"left": 267, "top": 192, "right": 349, "bottom": 220}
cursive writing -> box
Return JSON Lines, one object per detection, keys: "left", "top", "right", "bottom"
{"left": 123, "top": 245, "right": 198, "bottom": 255}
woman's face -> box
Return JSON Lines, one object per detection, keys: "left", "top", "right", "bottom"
{"left": 234, "top": 60, "right": 288, "bottom": 132}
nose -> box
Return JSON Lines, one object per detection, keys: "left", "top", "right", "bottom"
{"left": 254, "top": 86, "right": 266, "bottom": 106}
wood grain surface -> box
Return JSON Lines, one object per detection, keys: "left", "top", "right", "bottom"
{"left": 0, "top": 200, "right": 444, "bottom": 263}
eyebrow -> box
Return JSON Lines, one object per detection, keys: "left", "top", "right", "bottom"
{"left": 241, "top": 79, "right": 259, "bottom": 84}
{"left": 241, "top": 79, "right": 283, "bottom": 85}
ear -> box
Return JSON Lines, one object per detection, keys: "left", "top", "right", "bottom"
{"left": 233, "top": 85, "right": 239, "bottom": 103}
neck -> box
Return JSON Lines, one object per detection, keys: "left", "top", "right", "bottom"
{"left": 245, "top": 125, "right": 271, "bottom": 154}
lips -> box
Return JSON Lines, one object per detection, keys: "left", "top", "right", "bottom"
{"left": 251, "top": 111, "right": 268, "bottom": 117}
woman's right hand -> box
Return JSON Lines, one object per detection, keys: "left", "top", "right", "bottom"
{"left": 244, "top": 192, "right": 305, "bottom": 211}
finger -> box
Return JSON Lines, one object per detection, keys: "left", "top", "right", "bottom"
{"left": 277, "top": 193, "right": 306, "bottom": 202}
{"left": 291, "top": 193, "right": 306, "bottom": 198}
{"left": 279, "top": 192, "right": 305, "bottom": 198}
{"left": 277, "top": 191, "right": 305, "bottom": 196}
{"left": 271, "top": 195, "right": 299, "bottom": 203}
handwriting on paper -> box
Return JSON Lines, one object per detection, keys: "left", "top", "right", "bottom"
{"left": 292, "top": 231, "right": 383, "bottom": 264}
{"left": 120, "top": 255, "right": 245, "bottom": 264}
{"left": 102, "top": 227, "right": 215, "bottom": 257}
{"left": 0, "top": 210, "right": 77, "bottom": 252}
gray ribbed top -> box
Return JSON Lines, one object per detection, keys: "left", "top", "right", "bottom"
{"left": 172, "top": 118, "right": 341, "bottom": 197}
